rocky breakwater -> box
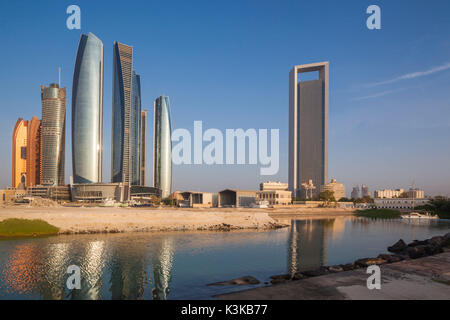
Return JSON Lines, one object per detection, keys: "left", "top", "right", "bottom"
{"left": 267, "top": 232, "right": 450, "bottom": 285}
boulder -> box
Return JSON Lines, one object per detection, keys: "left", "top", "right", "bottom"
{"left": 443, "top": 233, "right": 450, "bottom": 247}
{"left": 424, "top": 243, "right": 443, "bottom": 255}
{"left": 292, "top": 272, "right": 305, "bottom": 280}
{"left": 408, "top": 240, "right": 429, "bottom": 247}
{"left": 207, "top": 275, "right": 260, "bottom": 286}
{"left": 407, "top": 245, "right": 427, "bottom": 259}
{"left": 388, "top": 239, "right": 407, "bottom": 253}
{"left": 270, "top": 278, "right": 287, "bottom": 285}
{"left": 354, "top": 258, "right": 387, "bottom": 268}
{"left": 270, "top": 274, "right": 291, "bottom": 280}
{"left": 301, "top": 267, "right": 329, "bottom": 277}
{"left": 328, "top": 265, "right": 344, "bottom": 273}
{"left": 340, "top": 263, "right": 356, "bottom": 271}
{"left": 377, "top": 254, "right": 403, "bottom": 263}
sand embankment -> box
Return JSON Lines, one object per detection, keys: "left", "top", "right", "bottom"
{"left": 0, "top": 206, "right": 290, "bottom": 234}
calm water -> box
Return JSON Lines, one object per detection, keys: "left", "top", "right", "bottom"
{"left": 0, "top": 216, "right": 449, "bottom": 300}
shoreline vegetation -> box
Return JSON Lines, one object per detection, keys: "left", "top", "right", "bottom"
{"left": 0, "top": 218, "right": 59, "bottom": 238}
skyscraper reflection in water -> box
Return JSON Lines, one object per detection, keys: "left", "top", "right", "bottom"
{"left": 287, "top": 219, "right": 333, "bottom": 275}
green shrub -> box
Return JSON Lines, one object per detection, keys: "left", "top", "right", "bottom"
{"left": 0, "top": 218, "right": 59, "bottom": 238}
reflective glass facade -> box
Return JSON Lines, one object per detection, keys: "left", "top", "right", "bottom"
{"left": 130, "top": 71, "right": 141, "bottom": 185}
{"left": 112, "top": 41, "right": 143, "bottom": 185}
{"left": 112, "top": 42, "right": 132, "bottom": 183}
{"left": 72, "top": 32, "right": 104, "bottom": 184}
{"left": 41, "top": 84, "right": 66, "bottom": 186}
{"left": 153, "top": 96, "right": 172, "bottom": 198}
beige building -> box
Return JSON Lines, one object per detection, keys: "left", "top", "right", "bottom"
{"left": 259, "top": 181, "right": 288, "bottom": 191}
{"left": 407, "top": 188, "right": 425, "bottom": 199}
{"left": 218, "top": 189, "right": 257, "bottom": 208}
{"left": 0, "top": 188, "right": 19, "bottom": 204}
{"left": 257, "top": 190, "right": 291, "bottom": 206}
{"left": 320, "top": 179, "right": 346, "bottom": 200}
{"left": 178, "top": 191, "right": 214, "bottom": 208}
{"left": 374, "top": 188, "right": 404, "bottom": 199}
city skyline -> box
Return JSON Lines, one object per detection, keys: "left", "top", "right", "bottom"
{"left": 1, "top": 1, "right": 450, "bottom": 196}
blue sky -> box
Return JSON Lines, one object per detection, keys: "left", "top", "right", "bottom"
{"left": 0, "top": 0, "right": 449, "bottom": 196}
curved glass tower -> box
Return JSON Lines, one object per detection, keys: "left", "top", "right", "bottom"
{"left": 41, "top": 83, "right": 66, "bottom": 186}
{"left": 72, "top": 32, "right": 104, "bottom": 183}
{"left": 153, "top": 96, "right": 172, "bottom": 198}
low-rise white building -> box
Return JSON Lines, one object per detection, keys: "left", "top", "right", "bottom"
{"left": 407, "top": 188, "right": 425, "bottom": 199}
{"left": 259, "top": 181, "right": 288, "bottom": 191}
{"left": 374, "top": 188, "right": 404, "bottom": 199}
{"left": 374, "top": 198, "right": 429, "bottom": 209}
{"left": 257, "top": 190, "right": 292, "bottom": 206}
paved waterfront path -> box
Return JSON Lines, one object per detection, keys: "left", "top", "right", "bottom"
{"left": 215, "top": 251, "right": 450, "bottom": 300}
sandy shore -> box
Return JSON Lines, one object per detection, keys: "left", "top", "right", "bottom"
{"left": 0, "top": 205, "right": 356, "bottom": 234}
{"left": 0, "top": 206, "right": 293, "bottom": 234}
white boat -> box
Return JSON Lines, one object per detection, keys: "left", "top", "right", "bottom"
{"left": 251, "top": 200, "right": 269, "bottom": 208}
{"left": 401, "top": 212, "right": 438, "bottom": 219}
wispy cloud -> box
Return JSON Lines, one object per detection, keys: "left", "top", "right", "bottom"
{"left": 366, "top": 62, "right": 450, "bottom": 87}
{"left": 351, "top": 88, "right": 406, "bottom": 101}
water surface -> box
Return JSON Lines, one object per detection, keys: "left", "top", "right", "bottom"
{"left": 0, "top": 216, "right": 449, "bottom": 299}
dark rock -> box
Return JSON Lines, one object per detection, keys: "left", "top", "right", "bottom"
{"left": 207, "top": 275, "right": 260, "bottom": 286}
{"left": 407, "top": 245, "right": 427, "bottom": 259}
{"left": 388, "top": 239, "right": 407, "bottom": 253}
{"left": 443, "top": 233, "right": 450, "bottom": 247}
{"left": 377, "top": 254, "right": 403, "bottom": 263}
{"left": 428, "top": 236, "right": 444, "bottom": 247}
{"left": 340, "top": 263, "right": 356, "bottom": 271}
{"left": 354, "top": 258, "right": 387, "bottom": 268}
{"left": 270, "top": 274, "right": 291, "bottom": 280}
{"left": 301, "top": 267, "right": 329, "bottom": 277}
{"left": 408, "top": 240, "right": 429, "bottom": 247}
{"left": 425, "top": 243, "right": 443, "bottom": 255}
{"left": 328, "top": 265, "right": 344, "bottom": 273}
{"left": 292, "top": 272, "right": 305, "bottom": 280}
{"left": 271, "top": 278, "right": 287, "bottom": 285}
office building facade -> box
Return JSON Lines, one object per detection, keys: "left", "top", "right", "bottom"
{"left": 72, "top": 32, "right": 104, "bottom": 184}
{"left": 112, "top": 41, "right": 143, "bottom": 185}
{"left": 320, "top": 179, "right": 346, "bottom": 201}
{"left": 289, "top": 62, "right": 329, "bottom": 198}
{"left": 153, "top": 96, "right": 172, "bottom": 198}
{"left": 41, "top": 83, "right": 66, "bottom": 186}
{"left": 140, "top": 110, "right": 147, "bottom": 185}
{"left": 130, "top": 70, "right": 141, "bottom": 185}
{"left": 112, "top": 41, "right": 133, "bottom": 183}
{"left": 12, "top": 116, "right": 41, "bottom": 188}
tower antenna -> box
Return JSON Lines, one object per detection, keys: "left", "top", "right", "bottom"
{"left": 58, "top": 67, "right": 61, "bottom": 87}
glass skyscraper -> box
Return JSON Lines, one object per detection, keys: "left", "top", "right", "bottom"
{"left": 130, "top": 71, "right": 141, "bottom": 186}
{"left": 41, "top": 83, "right": 66, "bottom": 186}
{"left": 72, "top": 32, "right": 104, "bottom": 184}
{"left": 112, "top": 41, "right": 144, "bottom": 185}
{"left": 153, "top": 96, "right": 172, "bottom": 198}
{"left": 140, "top": 110, "right": 147, "bottom": 186}
{"left": 289, "top": 62, "right": 329, "bottom": 198}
